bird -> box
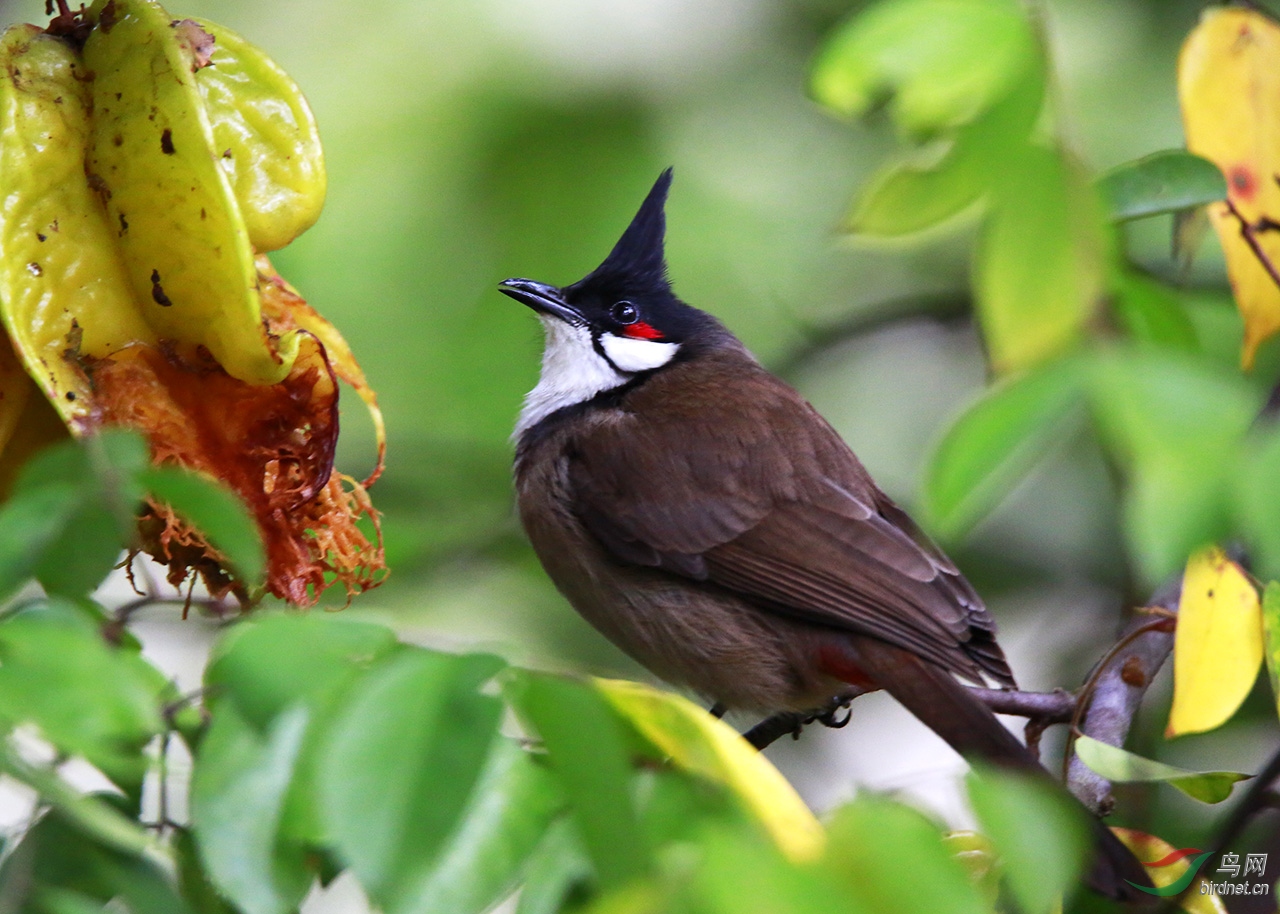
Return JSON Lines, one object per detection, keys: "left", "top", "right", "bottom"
{"left": 500, "top": 168, "right": 1151, "bottom": 899}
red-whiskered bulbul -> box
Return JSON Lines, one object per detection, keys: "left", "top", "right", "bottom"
{"left": 500, "top": 169, "right": 1150, "bottom": 899}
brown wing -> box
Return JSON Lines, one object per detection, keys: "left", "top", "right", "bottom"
{"left": 568, "top": 354, "right": 1014, "bottom": 688}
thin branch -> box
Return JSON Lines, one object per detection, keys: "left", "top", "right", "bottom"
{"left": 743, "top": 686, "right": 1076, "bottom": 752}
{"left": 1065, "top": 577, "right": 1182, "bottom": 815}
{"left": 968, "top": 686, "right": 1076, "bottom": 723}
{"left": 1224, "top": 198, "right": 1280, "bottom": 293}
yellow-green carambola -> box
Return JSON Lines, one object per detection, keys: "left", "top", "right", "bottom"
{"left": 82, "top": 0, "right": 300, "bottom": 386}
{"left": 0, "top": 23, "right": 153, "bottom": 429}
{"left": 193, "top": 17, "right": 327, "bottom": 253}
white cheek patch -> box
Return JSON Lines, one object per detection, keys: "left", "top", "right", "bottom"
{"left": 517, "top": 317, "right": 628, "bottom": 437}
{"left": 600, "top": 332, "right": 680, "bottom": 373}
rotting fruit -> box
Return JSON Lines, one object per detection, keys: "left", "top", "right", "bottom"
{"left": 0, "top": 0, "right": 386, "bottom": 605}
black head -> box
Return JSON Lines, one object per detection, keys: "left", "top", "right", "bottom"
{"left": 499, "top": 168, "right": 718, "bottom": 347}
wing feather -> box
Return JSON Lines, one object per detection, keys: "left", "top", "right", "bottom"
{"left": 567, "top": 354, "right": 1015, "bottom": 688}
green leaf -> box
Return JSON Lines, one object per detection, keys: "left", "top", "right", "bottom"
{"left": 690, "top": 826, "right": 868, "bottom": 914}
{"left": 174, "top": 828, "right": 240, "bottom": 914}
{"left": 1173, "top": 205, "right": 1213, "bottom": 275}
{"left": 1093, "top": 343, "right": 1261, "bottom": 473}
{"left": 392, "top": 741, "right": 563, "bottom": 914}
{"left": 317, "top": 650, "right": 506, "bottom": 906}
{"left": 7, "top": 431, "right": 152, "bottom": 598}
{"left": 810, "top": 0, "right": 1037, "bottom": 138}
{"left": 0, "top": 483, "right": 79, "bottom": 602}
{"left": 32, "top": 497, "right": 122, "bottom": 598}
{"left": 824, "top": 795, "right": 989, "bottom": 914}
{"left": 142, "top": 466, "right": 265, "bottom": 584}
{"left": 33, "top": 888, "right": 110, "bottom": 914}
{"left": 1098, "top": 150, "right": 1225, "bottom": 222}
{"left": 17, "top": 429, "right": 148, "bottom": 500}
{"left": 507, "top": 671, "right": 649, "bottom": 888}
{"left": 636, "top": 767, "right": 751, "bottom": 853}
{"left": 0, "top": 803, "right": 191, "bottom": 914}
{"left": 848, "top": 144, "right": 987, "bottom": 236}
{"left": 0, "top": 601, "right": 167, "bottom": 791}
{"left": 1073, "top": 735, "right": 1251, "bottom": 804}
{"left": 847, "top": 71, "right": 1044, "bottom": 236}
{"left": 975, "top": 147, "right": 1109, "bottom": 374}
{"left": 0, "top": 748, "right": 157, "bottom": 859}
{"left": 966, "top": 767, "right": 1089, "bottom": 914}
{"left": 515, "top": 819, "right": 592, "bottom": 914}
{"left": 207, "top": 614, "right": 400, "bottom": 730}
{"left": 1236, "top": 424, "right": 1280, "bottom": 582}
{"left": 1261, "top": 582, "right": 1280, "bottom": 727}
{"left": 924, "top": 355, "right": 1085, "bottom": 539}
{"left": 1088, "top": 348, "right": 1260, "bottom": 583}
{"left": 1110, "top": 269, "right": 1199, "bottom": 351}
{"left": 189, "top": 704, "right": 312, "bottom": 914}
{"left": 205, "top": 612, "right": 401, "bottom": 845}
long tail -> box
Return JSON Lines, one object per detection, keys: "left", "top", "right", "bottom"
{"left": 844, "top": 635, "right": 1155, "bottom": 902}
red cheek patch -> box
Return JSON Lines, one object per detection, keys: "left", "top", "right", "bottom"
{"left": 624, "top": 321, "right": 664, "bottom": 340}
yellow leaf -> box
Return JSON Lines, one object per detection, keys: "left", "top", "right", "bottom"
{"left": 1167, "top": 546, "right": 1262, "bottom": 738}
{"left": 593, "top": 678, "right": 824, "bottom": 863}
{"left": 1110, "top": 828, "right": 1228, "bottom": 913}
{"left": 1179, "top": 8, "right": 1280, "bottom": 369}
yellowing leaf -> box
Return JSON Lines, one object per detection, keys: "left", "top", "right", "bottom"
{"left": 593, "top": 678, "right": 824, "bottom": 863}
{"left": 1110, "top": 828, "right": 1227, "bottom": 913}
{"left": 1167, "top": 547, "right": 1263, "bottom": 738}
{"left": 1179, "top": 7, "right": 1280, "bottom": 369}
{"left": 942, "top": 831, "right": 1000, "bottom": 906}
{"left": 975, "top": 146, "right": 1108, "bottom": 374}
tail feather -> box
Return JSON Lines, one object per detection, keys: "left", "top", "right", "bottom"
{"left": 843, "top": 635, "right": 1155, "bottom": 902}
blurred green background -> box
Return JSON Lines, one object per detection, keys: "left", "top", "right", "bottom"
{"left": 10, "top": 0, "right": 1273, "bottom": 839}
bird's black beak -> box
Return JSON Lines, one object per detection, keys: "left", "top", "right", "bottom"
{"left": 499, "top": 278, "right": 583, "bottom": 325}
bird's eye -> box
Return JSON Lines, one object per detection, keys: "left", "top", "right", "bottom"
{"left": 610, "top": 301, "right": 639, "bottom": 325}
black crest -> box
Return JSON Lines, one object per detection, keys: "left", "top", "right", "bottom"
{"left": 574, "top": 168, "right": 673, "bottom": 294}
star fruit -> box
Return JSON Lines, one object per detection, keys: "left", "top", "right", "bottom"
{"left": 0, "top": 0, "right": 386, "bottom": 605}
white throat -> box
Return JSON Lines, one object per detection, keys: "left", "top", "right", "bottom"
{"left": 515, "top": 316, "right": 680, "bottom": 437}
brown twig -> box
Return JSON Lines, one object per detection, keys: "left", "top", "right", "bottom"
{"left": 1224, "top": 198, "right": 1280, "bottom": 293}
{"left": 1065, "top": 577, "right": 1182, "bottom": 815}
{"left": 968, "top": 686, "right": 1076, "bottom": 722}
{"left": 742, "top": 686, "right": 1076, "bottom": 752}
